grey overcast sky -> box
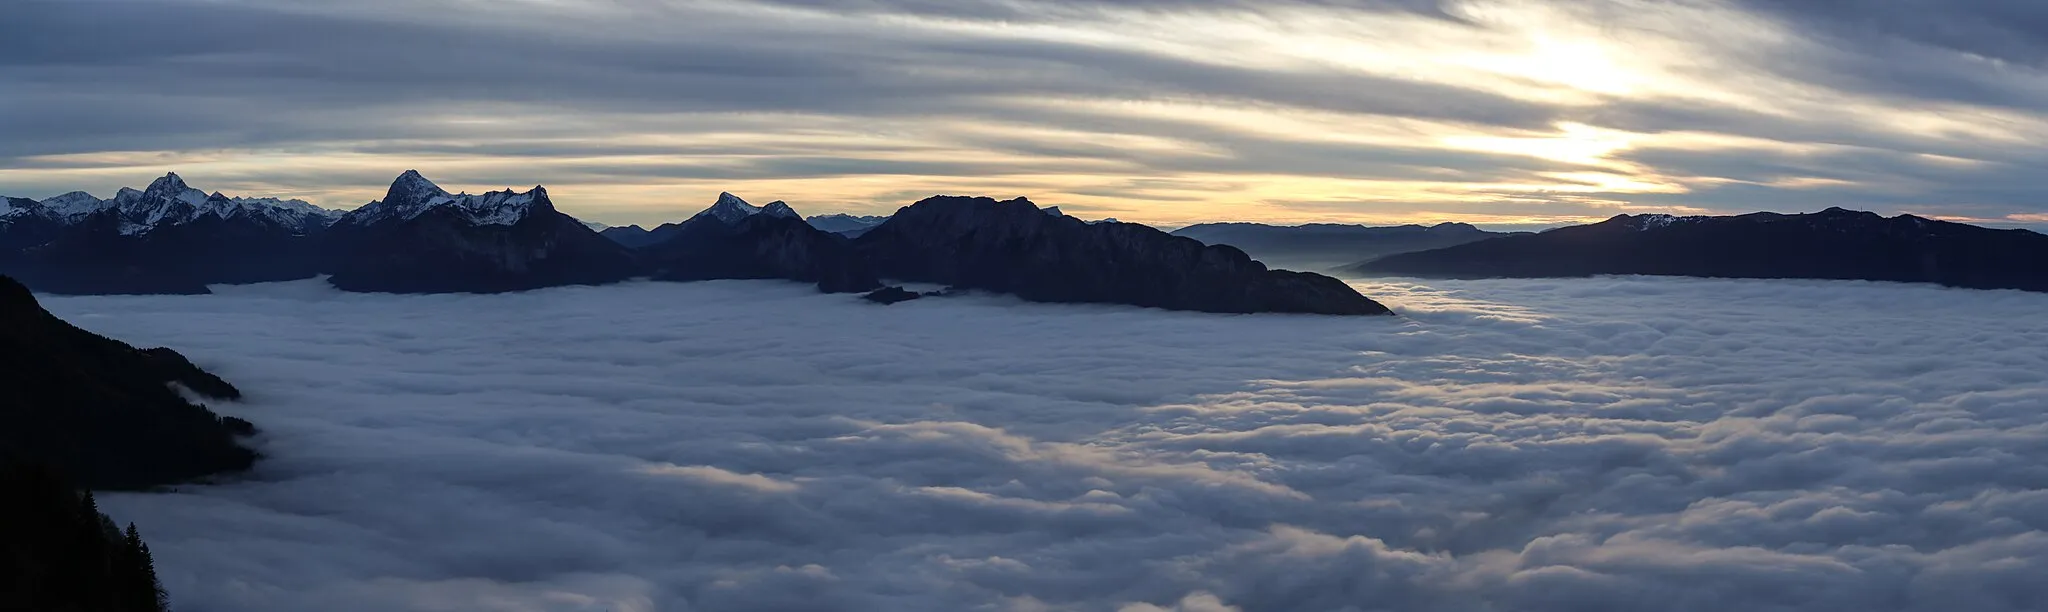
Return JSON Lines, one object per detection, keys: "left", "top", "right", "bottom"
{"left": 6, "top": 0, "right": 2048, "bottom": 228}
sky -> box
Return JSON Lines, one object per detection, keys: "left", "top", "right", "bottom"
{"left": 7, "top": 0, "right": 2048, "bottom": 229}
{"left": 47, "top": 276, "right": 2048, "bottom": 611}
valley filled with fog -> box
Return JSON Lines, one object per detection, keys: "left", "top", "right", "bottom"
{"left": 47, "top": 276, "right": 2048, "bottom": 612}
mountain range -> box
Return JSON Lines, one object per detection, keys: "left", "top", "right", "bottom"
{"left": 1354, "top": 208, "right": 2048, "bottom": 292}
{"left": 0, "top": 172, "right": 1390, "bottom": 315}
{"left": 1169, "top": 221, "right": 1518, "bottom": 271}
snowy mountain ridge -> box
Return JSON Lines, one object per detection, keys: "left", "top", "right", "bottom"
{"left": 335, "top": 170, "right": 545, "bottom": 228}
{"left": 691, "top": 192, "right": 802, "bottom": 225}
{"left": 0, "top": 173, "right": 344, "bottom": 235}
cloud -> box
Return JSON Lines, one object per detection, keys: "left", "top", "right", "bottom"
{"left": 36, "top": 275, "right": 2048, "bottom": 611}
{"left": 7, "top": 0, "right": 2048, "bottom": 227}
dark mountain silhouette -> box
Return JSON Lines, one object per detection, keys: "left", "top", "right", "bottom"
{"left": 0, "top": 275, "right": 256, "bottom": 490}
{"left": 636, "top": 195, "right": 881, "bottom": 293}
{"left": 1171, "top": 221, "right": 1515, "bottom": 271}
{"left": 10, "top": 209, "right": 329, "bottom": 295}
{"left": 322, "top": 171, "right": 641, "bottom": 293}
{"left": 854, "top": 196, "right": 1391, "bottom": 315}
{"left": 1355, "top": 208, "right": 2048, "bottom": 292}
{"left": 598, "top": 224, "right": 663, "bottom": 248}
{"left": 0, "top": 462, "right": 170, "bottom": 612}
{"left": 6, "top": 174, "right": 1407, "bottom": 310}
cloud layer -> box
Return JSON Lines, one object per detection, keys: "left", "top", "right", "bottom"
{"left": 41, "top": 275, "right": 2048, "bottom": 611}
{"left": 5, "top": 0, "right": 2048, "bottom": 228}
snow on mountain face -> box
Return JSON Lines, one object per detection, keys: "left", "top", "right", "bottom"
{"left": 0, "top": 197, "right": 35, "bottom": 219}
{"left": 692, "top": 192, "right": 768, "bottom": 225}
{"left": 232, "top": 196, "right": 342, "bottom": 219}
{"left": 220, "top": 196, "right": 346, "bottom": 233}
{"left": 340, "top": 170, "right": 545, "bottom": 227}
{"left": 1630, "top": 214, "right": 1707, "bottom": 231}
{"left": 39, "top": 192, "right": 106, "bottom": 219}
{"left": 760, "top": 201, "right": 801, "bottom": 220}
{"left": 81, "top": 173, "right": 347, "bottom": 235}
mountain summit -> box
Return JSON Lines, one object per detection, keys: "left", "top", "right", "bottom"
{"left": 855, "top": 196, "right": 1392, "bottom": 315}
{"left": 338, "top": 170, "right": 545, "bottom": 228}
{"left": 321, "top": 171, "right": 638, "bottom": 293}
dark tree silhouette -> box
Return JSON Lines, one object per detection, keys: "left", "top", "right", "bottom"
{"left": 0, "top": 461, "right": 172, "bottom": 611}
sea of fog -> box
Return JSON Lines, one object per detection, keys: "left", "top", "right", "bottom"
{"left": 43, "top": 276, "right": 2048, "bottom": 612}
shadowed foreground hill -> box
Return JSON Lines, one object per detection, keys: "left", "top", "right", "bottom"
{"left": 856, "top": 196, "right": 1392, "bottom": 315}
{"left": 0, "top": 275, "right": 257, "bottom": 490}
{"left": 1356, "top": 208, "right": 2048, "bottom": 292}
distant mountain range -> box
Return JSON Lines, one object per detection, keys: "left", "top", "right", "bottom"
{"left": 804, "top": 213, "right": 890, "bottom": 238}
{"left": 322, "top": 171, "right": 639, "bottom": 293}
{"left": 1170, "top": 221, "right": 1518, "bottom": 271}
{"left": 1354, "top": 208, "right": 2048, "bottom": 292}
{"left": 0, "top": 172, "right": 1390, "bottom": 315}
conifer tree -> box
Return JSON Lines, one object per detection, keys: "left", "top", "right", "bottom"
{"left": 122, "top": 523, "right": 169, "bottom": 612}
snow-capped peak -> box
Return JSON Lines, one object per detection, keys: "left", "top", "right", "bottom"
{"left": 7, "top": 175, "right": 341, "bottom": 235}
{"left": 105, "top": 172, "right": 212, "bottom": 233}
{"left": 692, "top": 192, "right": 772, "bottom": 225}
{"left": 760, "top": 201, "right": 801, "bottom": 220}
{"left": 388, "top": 170, "right": 443, "bottom": 201}
{"left": 144, "top": 172, "right": 198, "bottom": 198}
{"left": 39, "top": 191, "right": 106, "bottom": 219}
{"left": 341, "top": 171, "right": 546, "bottom": 227}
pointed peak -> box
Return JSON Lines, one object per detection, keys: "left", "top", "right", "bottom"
{"left": 393, "top": 169, "right": 440, "bottom": 190}
{"left": 1042, "top": 206, "right": 1065, "bottom": 217}
{"left": 695, "top": 191, "right": 768, "bottom": 225}
{"left": 146, "top": 172, "right": 190, "bottom": 194}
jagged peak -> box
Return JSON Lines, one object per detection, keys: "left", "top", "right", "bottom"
{"left": 386, "top": 170, "right": 446, "bottom": 200}
{"left": 1043, "top": 206, "right": 1066, "bottom": 217}
{"left": 693, "top": 192, "right": 772, "bottom": 225}
{"left": 347, "top": 172, "right": 546, "bottom": 227}
{"left": 145, "top": 172, "right": 191, "bottom": 194}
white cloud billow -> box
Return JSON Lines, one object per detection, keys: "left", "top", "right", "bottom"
{"left": 41, "top": 276, "right": 2048, "bottom": 611}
